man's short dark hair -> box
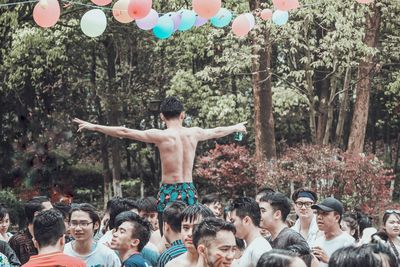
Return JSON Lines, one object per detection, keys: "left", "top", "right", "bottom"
{"left": 53, "top": 202, "right": 71, "bottom": 221}
{"left": 193, "top": 217, "right": 236, "bottom": 249}
{"left": 256, "top": 187, "right": 275, "bottom": 199}
{"left": 229, "top": 197, "right": 261, "bottom": 226}
{"left": 109, "top": 197, "right": 139, "bottom": 230}
{"left": 25, "top": 196, "right": 50, "bottom": 224}
{"left": 160, "top": 96, "right": 184, "bottom": 120}
{"left": 260, "top": 192, "right": 291, "bottom": 222}
{"left": 115, "top": 211, "right": 151, "bottom": 252}
{"left": 201, "top": 194, "right": 221, "bottom": 206}
{"left": 33, "top": 209, "right": 65, "bottom": 248}
{"left": 137, "top": 197, "right": 157, "bottom": 213}
{"left": 162, "top": 201, "right": 187, "bottom": 233}
{"left": 181, "top": 204, "right": 214, "bottom": 224}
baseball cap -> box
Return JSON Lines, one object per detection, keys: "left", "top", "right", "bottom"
{"left": 311, "top": 197, "right": 343, "bottom": 216}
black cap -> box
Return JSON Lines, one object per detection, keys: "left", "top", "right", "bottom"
{"left": 311, "top": 197, "right": 343, "bottom": 216}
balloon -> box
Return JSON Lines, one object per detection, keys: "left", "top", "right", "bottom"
{"left": 153, "top": 14, "right": 174, "bottom": 39}
{"left": 192, "top": 0, "right": 221, "bottom": 19}
{"left": 260, "top": 9, "right": 273, "bottom": 21}
{"left": 272, "top": 10, "right": 289, "bottom": 26}
{"left": 80, "top": 9, "right": 107, "bottom": 37}
{"left": 168, "top": 12, "right": 182, "bottom": 32}
{"left": 136, "top": 9, "right": 158, "bottom": 30}
{"left": 272, "top": 0, "right": 300, "bottom": 11}
{"left": 33, "top": 0, "right": 60, "bottom": 28}
{"left": 232, "top": 14, "right": 251, "bottom": 37}
{"left": 356, "top": 0, "right": 373, "bottom": 3}
{"left": 91, "top": 0, "right": 111, "bottom": 6}
{"left": 194, "top": 15, "right": 208, "bottom": 27}
{"left": 210, "top": 8, "right": 232, "bottom": 28}
{"left": 128, "top": 0, "right": 152, "bottom": 20}
{"left": 113, "top": 0, "right": 134, "bottom": 23}
{"left": 245, "top": 13, "right": 255, "bottom": 29}
{"left": 178, "top": 9, "right": 196, "bottom": 31}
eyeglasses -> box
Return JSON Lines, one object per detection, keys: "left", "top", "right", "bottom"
{"left": 295, "top": 202, "right": 314, "bottom": 208}
{"left": 69, "top": 221, "right": 93, "bottom": 228}
{"left": 384, "top": 210, "right": 400, "bottom": 215}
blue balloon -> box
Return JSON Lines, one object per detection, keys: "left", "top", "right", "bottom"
{"left": 210, "top": 8, "right": 232, "bottom": 28}
{"left": 272, "top": 10, "right": 289, "bottom": 26}
{"left": 153, "top": 14, "right": 174, "bottom": 39}
{"left": 178, "top": 9, "right": 196, "bottom": 31}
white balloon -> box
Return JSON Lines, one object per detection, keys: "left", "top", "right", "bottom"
{"left": 81, "top": 9, "right": 107, "bottom": 37}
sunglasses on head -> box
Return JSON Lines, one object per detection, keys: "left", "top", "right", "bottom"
{"left": 384, "top": 210, "right": 400, "bottom": 215}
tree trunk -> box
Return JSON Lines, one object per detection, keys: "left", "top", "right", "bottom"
{"left": 335, "top": 66, "right": 351, "bottom": 148}
{"left": 347, "top": 3, "right": 381, "bottom": 154}
{"left": 317, "top": 77, "right": 330, "bottom": 144}
{"left": 323, "top": 74, "right": 338, "bottom": 145}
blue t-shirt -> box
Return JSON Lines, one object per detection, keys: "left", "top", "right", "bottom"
{"left": 123, "top": 253, "right": 152, "bottom": 267}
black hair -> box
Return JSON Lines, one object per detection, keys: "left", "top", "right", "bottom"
{"left": 137, "top": 197, "right": 157, "bottom": 213}
{"left": 236, "top": 237, "right": 246, "bottom": 251}
{"left": 25, "top": 196, "right": 50, "bottom": 224}
{"left": 342, "top": 215, "right": 359, "bottom": 241}
{"left": 160, "top": 96, "right": 184, "bottom": 120}
{"left": 229, "top": 197, "right": 261, "bottom": 226}
{"left": 260, "top": 192, "right": 291, "bottom": 222}
{"left": 201, "top": 194, "right": 221, "bottom": 205}
{"left": 193, "top": 217, "right": 236, "bottom": 249}
{"left": 291, "top": 188, "right": 318, "bottom": 202}
{"left": 162, "top": 201, "right": 187, "bottom": 233}
{"left": 256, "top": 187, "right": 275, "bottom": 199}
{"left": 256, "top": 249, "right": 298, "bottom": 267}
{"left": 69, "top": 203, "right": 101, "bottom": 235}
{"left": 328, "top": 243, "right": 397, "bottom": 267}
{"left": 357, "top": 213, "right": 373, "bottom": 237}
{"left": 33, "top": 209, "right": 65, "bottom": 248}
{"left": 287, "top": 244, "right": 312, "bottom": 267}
{"left": 109, "top": 197, "right": 139, "bottom": 230}
{"left": 0, "top": 205, "right": 9, "bottom": 221}
{"left": 181, "top": 204, "right": 214, "bottom": 224}
{"left": 53, "top": 202, "right": 71, "bottom": 221}
{"left": 115, "top": 211, "right": 151, "bottom": 252}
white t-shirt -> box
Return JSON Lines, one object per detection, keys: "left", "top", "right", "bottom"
{"left": 64, "top": 241, "right": 121, "bottom": 267}
{"left": 238, "top": 236, "right": 272, "bottom": 267}
{"left": 313, "top": 232, "right": 355, "bottom": 267}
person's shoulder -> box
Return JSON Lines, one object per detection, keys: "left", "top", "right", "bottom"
{"left": 123, "top": 254, "right": 150, "bottom": 267}
{"left": 165, "top": 253, "right": 185, "bottom": 267}
{"left": 339, "top": 232, "right": 355, "bottom": 243}
{"left": 57, "top": 253, "right": 86, "bottom": 264}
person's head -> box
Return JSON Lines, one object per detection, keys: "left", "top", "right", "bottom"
{"left": 229, "top": 197, "right": 261, "bottom": 240}
{"left": 160, "top": 96, "right": 184, "bottom": 122}
{"left": 69, "top": 203, "right": 100, "bottom": 243}
{"left": 259, "top": 192, "right": 291, "bottom": 230}
{"left": 32, "top": 209, "right": 65, "bottom": 250}
{"left": 162, "top": 201, "right": 187, "bottom": 242}
{"left": 292, "top": 188, "right": 318, "bottom": 220}
{"left": 311, "top": 197, "right": 343, "bottom": 233}
{"left": 193, "top": 217, "right": 237, "bottom": 267}
{"left": 382, "top": 210, "right": 400, "bottom": 239}
{"left": 357, "top": 213, "right": 373, "bottom": 238}
{"left": 53, "top": 202, "right": 71, "bottom": 231}
{"left": 181, "top": 204, "right": 215, "bottom": 252}
{"left": 328, "top": 243, "right": 397, "bottom": 267}
{"left": 202, "top": 194, "right": 223, "bottom": 218}
{"left": 137, "top": 197, "right": 158, "bottom": 231}
{"left": 25, "top": 196, "right": 53, "bottom": 225}
{"left": 109, "top": 197, "right": 139, "bottom": 230}
{"left": 255, "top": 187, "right": 275, "bottom": 204}
{"left": 341, "top": 216, "right": 359, "bottom": 241}
{"left": 287, "top": 244, "right": 317, "bottom": 267}
{"left": 110, "top": 211, "right": 151, "bottom": 253}
{"left": 0, "top": 205, "right": 10, "bottom": 234}
{"left": 256, "top": 249, "right": 307, "bottom": 267}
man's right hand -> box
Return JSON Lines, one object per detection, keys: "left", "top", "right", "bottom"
{"left": 235, "top": 122, "right": 247, "bottom": 133}
{"left": 73, "top": 118, "right": 96, "bottom": 132}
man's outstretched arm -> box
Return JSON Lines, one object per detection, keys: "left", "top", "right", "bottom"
{"left": 195, "top": 122, "right": 247, "bottom": 142}
{"left": 73, "top": 118, "right": 164, "bottom": 144}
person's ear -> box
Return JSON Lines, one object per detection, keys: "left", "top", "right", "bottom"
{"left": 160, "top": 113, "right": 166, "bottom": 122}
{"left": 180, "top": 112, "right": 185, "bottom": 120}
{"left": 60, "top": 234, "right": 65, "bottom": 247}
{"left": 274, "top": 210, "right": 281, "bottom": 220}
{"left": 197, "top": 244, "right": 207, "bottom": 257}
{"left": 243, "top": 216, "right": 250, "bottom": 225}
{"left": 94, "top": 221, "right": 100, "bottom": 231}
{"left": 131, "top": 238, "right": 140, "bottom": 249}
{"left": 32, "top": 237, "right": 39, "bottom": 249}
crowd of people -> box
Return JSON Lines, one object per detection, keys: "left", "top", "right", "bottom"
{"left": 0, "top": 188, "right": 399, "bottom": 267}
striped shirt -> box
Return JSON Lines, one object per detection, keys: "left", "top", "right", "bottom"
{"left": 157, "top": 239, "right": 186, "bottom": 267}
{"left": 8, "top": 229, "right": 38, "bottom": 265}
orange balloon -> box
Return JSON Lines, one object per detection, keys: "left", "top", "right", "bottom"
{"left": 193, "top": 0, "right": 221, "bottom": 19}
{"left": 260, "top": 9, "right": 273, "bottom": 21}
{"left": 128, "top": 0, "right": 152, "bottom": 19}
{"left": 33, "top": 0, "right": 60, "bottom": 28}
{"left": 91, "top": 0, "right": 112, "bottom": 6}
{"left": 272, "top": 0, "right": 300, "bottom": 11}
{"left": 113, "top": 0, "right": 134, "bottom": 23}
{"left": 232, "top": 14, "right": 251, "bottom": 37}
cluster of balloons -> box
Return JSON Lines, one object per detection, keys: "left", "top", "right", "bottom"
{"left": 31, "top": 0, "right": 376, "bottom": 38}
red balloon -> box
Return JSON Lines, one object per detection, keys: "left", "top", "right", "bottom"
{"left": 91, "top": 0, "right": 112, "bottom": 6}
{"left": 33, "top": 0, "right": 60, "bottom": 28}
{"left": 128, "top": 0, "right": 152, "bottom": 19}
{"left": 260, "top": 9, "right": 273, "bottom": 21}
{"left": 356, "top": 0, "right": 374, "bottom": 3}
{"left": 272, "top": 0, "right": 300, "bottom": 11}
{"left": 232, "top": 14, "right": 251, "bottom": 37}
{"left": 192, "top": 0, "right": 221, "bottom": 19}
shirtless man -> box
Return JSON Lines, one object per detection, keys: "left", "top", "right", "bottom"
{"left": 73, "top": 96, "right": 246, "bottom": 223}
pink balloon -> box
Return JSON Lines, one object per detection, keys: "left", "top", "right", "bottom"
{"left": 194, "top": 15, "right": 208, "bottom": 27}
{"left": 232, "top": 14, "right": 251, "bottom": 37}
{"left": 260, "top": 9, "right": 273, "bottom": 20}
{"left": 192, "top": 0, "right": 221, "bottom": 19}
{"left": 113, "top": 0, "right": 134, "bottom": 23}
{"left": 136, "top": 9, "right": 158, "bottom": 30}
{"left": 128, "top": 0, "right": 152, "bottom": 19}
{"left": 91, "top": 0, "right": 111, "bottom": 6}
{"left": 272, "top": 0, "right": 300, "bottom": 11}
{"left": 356, "top": 0, "right": 374, "bottom": 3}
{"left": 33, "top": 0, "right": 60, "bottom": 28}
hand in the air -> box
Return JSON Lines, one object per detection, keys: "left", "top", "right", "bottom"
{"left": 236, "top": 121, "right": 247, "bottom": 133}
{"left": 73, "top": 118, "right": 96, "bottom": 132}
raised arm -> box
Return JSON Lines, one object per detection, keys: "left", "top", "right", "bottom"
{"left": 195, "top": 122, "right": 247, "bottom": 142}
{"left": 73, "top": 118, "right": 165, "bottom": 144}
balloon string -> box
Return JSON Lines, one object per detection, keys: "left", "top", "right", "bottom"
{"left": 0, "top": 0, "right": 37, "bottom": 7}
